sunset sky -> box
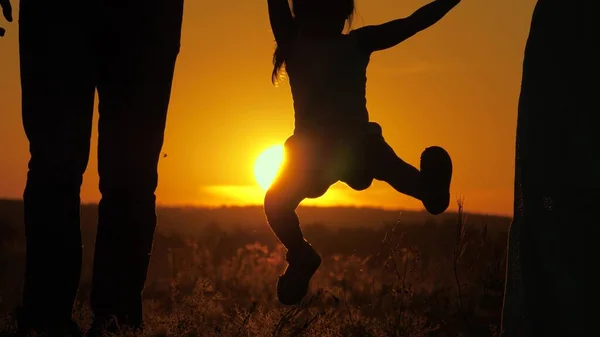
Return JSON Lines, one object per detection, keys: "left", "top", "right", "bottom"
{"left": 0, "top": 0, "right": 536, "bottom": 216}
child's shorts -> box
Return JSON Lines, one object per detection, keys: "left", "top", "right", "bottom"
{"left": 277, "top": 122, "right": 397, "bottom": 198}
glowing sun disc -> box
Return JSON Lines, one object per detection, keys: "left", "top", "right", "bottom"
{"left": 254, "top": 145, "right": 285, "bottom": 191}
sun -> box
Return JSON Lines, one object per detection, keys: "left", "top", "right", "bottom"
{"left": 254, "top": 145, "right": 285, "bottom": 191}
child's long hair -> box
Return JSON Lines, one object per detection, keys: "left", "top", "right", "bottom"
{"left": 272, "top": 0, "right": 356, "bottom": 84}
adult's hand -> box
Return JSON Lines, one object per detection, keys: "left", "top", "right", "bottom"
{"left": 0, "top": 0, "right": 13, "bottom": 37}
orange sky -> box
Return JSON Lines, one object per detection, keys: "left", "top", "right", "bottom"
{"left": 0, "top": 0, "right": 536, "bottom": 216}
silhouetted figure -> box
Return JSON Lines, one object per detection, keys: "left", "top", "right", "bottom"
{"left": 0, "top": 0, "right": 12, "bottom": 37}
{"left": 264, "top": 0, "right": 461, "bottom": 306}
{"left": 5, "top": 1, "right": 184, "bottom": 336}
{"left": 501, "top": 0, "right": 591, "bottom": 336}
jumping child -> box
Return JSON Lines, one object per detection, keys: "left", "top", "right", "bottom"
{"left": 264, "top": 0, "right": 461, "bottom": 305}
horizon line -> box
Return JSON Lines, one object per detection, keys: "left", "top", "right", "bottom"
{"left": 0, "top": 197, "right": 513, "bottom": 218}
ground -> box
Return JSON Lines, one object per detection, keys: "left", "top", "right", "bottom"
{"left": 0, "top": 200, "right": 510, "bottom": 336}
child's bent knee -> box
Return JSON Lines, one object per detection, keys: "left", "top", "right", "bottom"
{"left": 304, "top": 183, "right": 330, "bottom": 198}
{"left": 344, "top": 175, "right": 373, "bottom": 191}
{"left": 264, "top": 190, "right": 294, "bottom": 218}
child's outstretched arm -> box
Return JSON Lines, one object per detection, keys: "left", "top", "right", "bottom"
{"left": 354, "top": 0, "right": 461, "bottom": 53}
{"left": 267, "top": 0, "right": 294, "bottom": 44}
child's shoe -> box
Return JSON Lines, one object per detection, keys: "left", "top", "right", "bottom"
{"left": 276, "top": 241, "right": 322, "bottom": 305}
{"left": 420, "top": 146, "right": 453, "bottom": 215}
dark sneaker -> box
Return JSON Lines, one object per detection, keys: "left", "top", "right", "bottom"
{"left": 420, "top": 146, "right": 453, "bottom": 215}
{"left": 276, "top": 242, "right": 322, "bottom": 305}
{"left": 13, "top": 306, "right": 83, "bottom": 337}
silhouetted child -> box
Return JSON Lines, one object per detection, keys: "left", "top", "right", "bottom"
{"left": 265, "top": 0, "right": 461, "bottom": 305}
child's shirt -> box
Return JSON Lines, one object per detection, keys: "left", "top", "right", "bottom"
{"left": 286, "top": 31, "right": 371, "bottom": 137}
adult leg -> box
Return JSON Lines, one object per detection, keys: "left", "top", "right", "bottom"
{"left": 19, "top": 0, "right": 96, "bottom": 333}
{"left": 90, "top": 0, "right": 183, "bottom": 330}
{"left": 519, "top": 189, "right": 586, "bottom": 337}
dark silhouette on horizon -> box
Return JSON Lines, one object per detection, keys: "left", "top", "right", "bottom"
{"left": 0, "top": 0, "right": 12, "bottom": 37}
{"left": 263, "top": 0, "right": 460, "bottom": 306}
{"left": 501, "top": 0, "right": 591, "bottom": 336}
{"left": 2, "top": 0, "right": 184, "bottom": 336}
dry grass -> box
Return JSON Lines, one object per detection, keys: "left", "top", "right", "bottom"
{"left": 0, "top": 202, "right": 508, "bottom": 336}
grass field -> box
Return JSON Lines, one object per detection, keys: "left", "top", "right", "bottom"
{"left": 0, "top": 200, "right": 510, "bottom": 336}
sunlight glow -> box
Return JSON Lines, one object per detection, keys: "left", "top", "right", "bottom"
{"left": 200, "top": 181, "right": 426, "bottom": 210}
{"left": 254, "top": 145, "right": 285, "bottom": 191}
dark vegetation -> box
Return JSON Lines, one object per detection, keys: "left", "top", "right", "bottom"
{"left": 0, "top": 199, "right": 510, "bottom": 336}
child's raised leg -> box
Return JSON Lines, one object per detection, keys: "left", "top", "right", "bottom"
{"left": 372, "top": 145, "right": 423, "bottom": 201}
{"left": 365, "top": 123, "right": 452, "bottom": 215}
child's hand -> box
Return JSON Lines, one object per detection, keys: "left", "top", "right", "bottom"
{"left": 0, "top": 0, "right": 13, "bottom": 38}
